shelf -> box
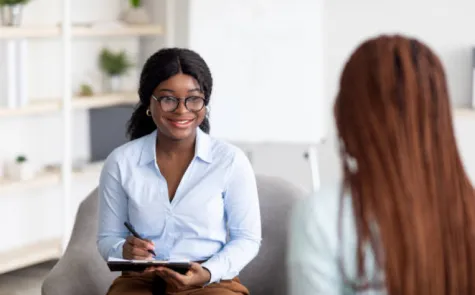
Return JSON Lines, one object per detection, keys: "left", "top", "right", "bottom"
{"left": 0, "top": 170, "right": 61, "bottom": 194}
{"left": 72, "top": 24, "right": 164, "bottom": 37}
{"left": 0, "top": 238, "right": 62, "bottom": 275}
{"left": 454, "top": 108, "right": 475, "bottom": 117}
{"left": 0, "top": 92, "right": 138, "bottom": 118}
{"left": 0, "top": 24, "right": 163, "bottom": 39}
{"left": 0, "top": 161, "right": 104, "bottom": 194}
{"left": 73, "top": 161, "right": 105, "bottom": 178}
{"left": 0, "top": 100, "right": 61, "bottom": 117}
{"left": 0, "top": 26, "right": 60, "bottom": 39}
{"left": 72, "top": 92, "right": 138, "bottom": 109}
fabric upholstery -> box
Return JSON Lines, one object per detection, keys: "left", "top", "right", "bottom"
{"left": 41, "top": 175, "right": 304, "bottom": 295}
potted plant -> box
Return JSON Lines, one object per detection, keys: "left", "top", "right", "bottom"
{"left": 122, "top": 0, "right": 150, "bottom": 25}
{"left": 99, "top": 48, "right": 133, "bottom": 93}
{"left": 7, "top": 155, "right": 35, "bottom": 181}
{"left": 78, "top": 83, "right": 94, "bottom": 97}
{"left": 0, "top": 0, "right": 31, "bottom": 26}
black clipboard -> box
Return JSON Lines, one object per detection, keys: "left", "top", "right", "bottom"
{"left": 107, "top": 258, "right": 191, "bottom": 275}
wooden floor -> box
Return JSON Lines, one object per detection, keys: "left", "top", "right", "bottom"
{"left": 0, "top": 260, "right": 57, "bottom": 295}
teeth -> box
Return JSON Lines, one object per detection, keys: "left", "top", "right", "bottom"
{"left": 173, "top": 120, "right": 191, "bottom": 124}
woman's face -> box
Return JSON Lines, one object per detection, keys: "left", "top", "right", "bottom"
{"left": 150, "top": 73, "right": 206, "bottom": 141}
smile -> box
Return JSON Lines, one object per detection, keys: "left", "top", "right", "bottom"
{"left": 167, "top": 118, "right": 194, "bottom": 128}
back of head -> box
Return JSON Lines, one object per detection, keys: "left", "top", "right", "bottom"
{"left": 334, "top": 35, "right": 475, "bottom": 294}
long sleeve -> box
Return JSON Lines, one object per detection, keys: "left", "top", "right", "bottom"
{"left": 201, "top": 149, "right": 262, "bottom": 284}
{"left": 287, "top": 192, "right": 345, "bottom": 295}
{"left": 96, "top": 152, "right": 128, "bottom": 261}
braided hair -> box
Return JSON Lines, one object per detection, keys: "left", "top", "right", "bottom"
{"left": 127, "top": 48, "right": 213, "bottom": 140}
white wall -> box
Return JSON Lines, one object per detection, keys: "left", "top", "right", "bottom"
{"left": 319, "top": 0, "right": 475, "bottom": 186}
{"left": 325, "top": 0, "right": 475, "bottom": 108}
{"left": 184, "top": 0, "right": 327, "bottom": 144}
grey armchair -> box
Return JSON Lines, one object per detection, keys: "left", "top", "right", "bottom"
{"left": 42, "top": 175, "right": 304, "bottom": 295}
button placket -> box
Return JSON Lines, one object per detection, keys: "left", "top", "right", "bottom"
{"left": 167, "top": 215, "right": 177, "bottom": 248}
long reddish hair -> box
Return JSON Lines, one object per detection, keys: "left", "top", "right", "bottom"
{"left": 334, "top": 35, "right": 475, "bottom": 294}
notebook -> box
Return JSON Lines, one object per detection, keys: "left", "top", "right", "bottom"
{"left": 107, "top": 257, "right": 191, "bottom": 274}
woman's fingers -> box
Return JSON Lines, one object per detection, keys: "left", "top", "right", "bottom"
{"left": 123, "top": 239, "right": 152, "bottom": 260}
{"left": 157, "top": 268, "right": 187, "bottom": 289}
{"left": 130, "top": 245, "right": 152, "bottom": 258}
{"left": 126, "top": 236, "right": 155, "bottom": 251}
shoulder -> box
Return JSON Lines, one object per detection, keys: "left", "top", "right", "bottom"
{"left": 289, "top": 181, "right": 358, "bottom": 266}
{"left": 290, "top": 183, "right": 382, "bottom": 285}
{"left": 102, "top": 131, "right": 154, "bottom": 171}
{"left": 205, "top": 136, "right": 255, "bottom": 189}
{"left": 208, "top": 136, "right": 250, "bottom": 167}
{"left": 290, "top": 182, "right": 347, "bottom": 251}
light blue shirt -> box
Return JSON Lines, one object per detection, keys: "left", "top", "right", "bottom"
{"left": 287, "top": 183, "right": 386, "bottom": 294}
{"left": 97, "top": 128, "right": 262, "bottom": 283}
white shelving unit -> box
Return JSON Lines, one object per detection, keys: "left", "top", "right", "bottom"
{"left": 0, "top": 24, "right": 163, "bottom": 39}
{"left": 0, "top": 0, "right": 171, "bottom": 274}
{"left": 0, "top": 92, "right": 139, "bottom": 117}
{"left": 0, "top": 161, "right": 104, "bottom": 194}
{"left": 454, "top": 107, "right": 475, "bottom": 117}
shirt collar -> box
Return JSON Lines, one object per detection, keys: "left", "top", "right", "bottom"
{"left": 195, "top": 128, "right": 213, "bottom": 163}
{"left": 138, "top": 128, "right": 212, "bottom": 166}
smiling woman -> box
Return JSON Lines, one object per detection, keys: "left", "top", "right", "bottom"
{"left": 127, "top": 48, "right": 212, "bottom": 140}
{"left": 96, "top": 48, "right": 261, "bottom": 295}
{"left": 149, "top": 73, "right": 207, "bottom": 140}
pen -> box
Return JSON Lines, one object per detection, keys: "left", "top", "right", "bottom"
{"left": 124, "top": 221, "right": 156, "bottom": 256}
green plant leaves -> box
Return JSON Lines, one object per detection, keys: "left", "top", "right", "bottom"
{"left": 0, "top": 0, "right": 30, "bottom": 5}
{"left": 99, "top": 48, "right": 133, "bottom": 76}
{"left": 79, "top": 84, "right": 94, "bottom": 96}
{"left": 130, "top": 0, "right": 141, "bottom": 8}
{"left": 16, "top": 155, "right": 27, "bottom": 163}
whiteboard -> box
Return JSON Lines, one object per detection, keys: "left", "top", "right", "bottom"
{"left": 454, "top": 113, "right": 475, "bottom": 185}
{"left": 187, "top": 0, "right": 326, "bottom": 144}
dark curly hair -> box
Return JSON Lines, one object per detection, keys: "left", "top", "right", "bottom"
{"left": 126, "top": 48, "right": 213, "bottom": 140}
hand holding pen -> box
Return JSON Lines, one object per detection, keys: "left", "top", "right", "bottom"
{"left": 122, "top": 221, "right": 156, "bottom": 260}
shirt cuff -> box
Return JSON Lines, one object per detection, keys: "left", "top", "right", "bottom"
{"left": 201, "top": 258, "right": 225, "bottom": 284}
{"left": 109, "top": 239, "right": 126, "bottom": 259}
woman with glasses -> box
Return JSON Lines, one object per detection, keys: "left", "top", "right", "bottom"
{"left": 97, "top": 48, "right": 261, "bottom": 295}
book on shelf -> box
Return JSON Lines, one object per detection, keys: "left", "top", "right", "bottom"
{"left": 16, "top": 39, "right": 28, "bottom": 107}
{"left": 0, "top": 39, "right": 29, "bottom": 109}
{"left": 0, "top": 40, "right": 17, "bottom": 108}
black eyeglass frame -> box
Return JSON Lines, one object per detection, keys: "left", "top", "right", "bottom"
{"left": 151, "top": 94, "right": 206, "bottom": 113}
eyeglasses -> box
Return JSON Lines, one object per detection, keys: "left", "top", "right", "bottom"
{"left": 152, "top": 95, "right": 206, "bottom": 112}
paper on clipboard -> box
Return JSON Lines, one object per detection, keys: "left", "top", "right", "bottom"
{"left": 107, "top": 256, "right": 190, "bottom": 264}
{"left": 106, "top": 256, "right": 192, "bottom": 274}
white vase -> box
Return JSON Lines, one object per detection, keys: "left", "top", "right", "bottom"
{"left": 7, "top": 162, "right": 35, "bottom": 181}
{"left": 0, "top": 4, "right": 23, "bottom": 27}
{"left": 105, "top": 75, "right": 122, "bottom": 93}
{"left": 122, "top": 7, "right": 151, "bottom": 25}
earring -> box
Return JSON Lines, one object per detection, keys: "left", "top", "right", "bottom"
{"left": 205, "top": 106, "right": 210, "bottom": 118}
{"left": 146, "top": 109, "right": 152, "bottom": 116}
